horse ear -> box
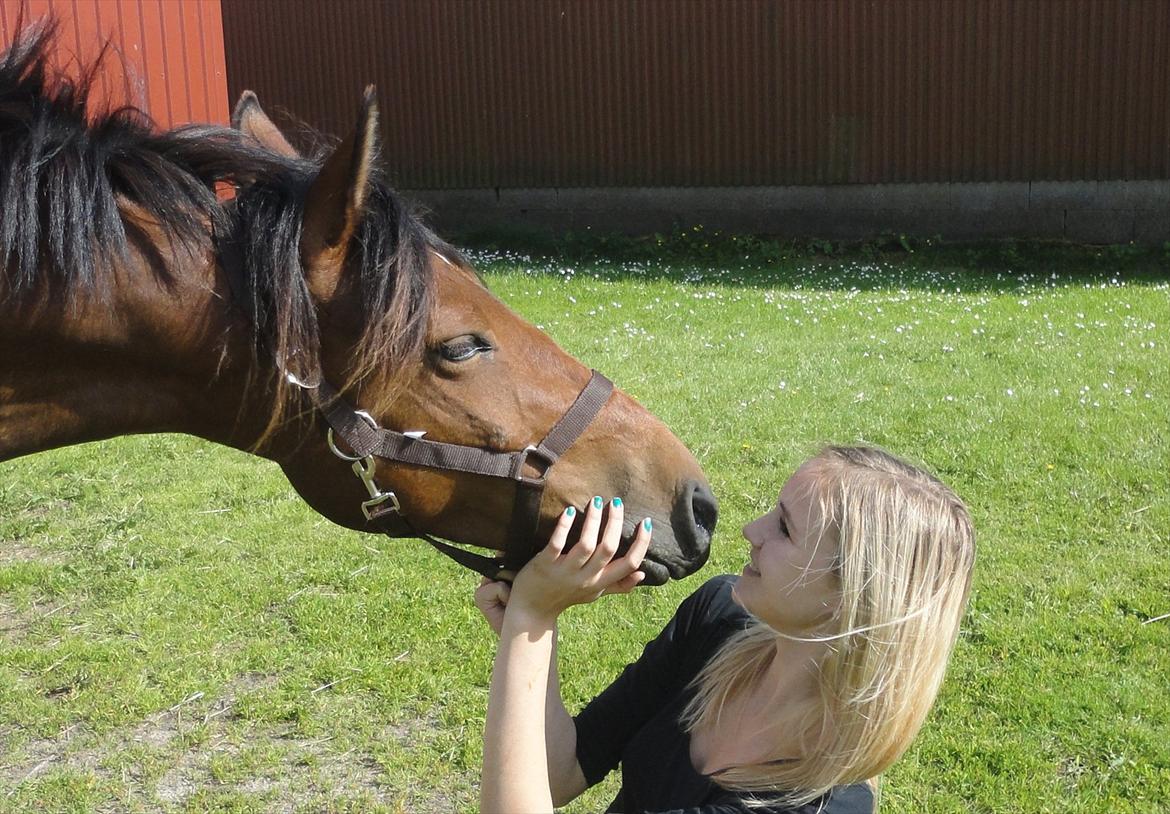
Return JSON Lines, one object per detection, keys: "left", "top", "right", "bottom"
{"left": 231, "top": 90, "right": 299, "bottom": 158}
{"left": 299, "top": 87, "right": 379, "bottom": 302}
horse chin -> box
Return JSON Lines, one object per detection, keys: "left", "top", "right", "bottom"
{"left": 637, "top": 559, "right": 671, "bottom": 587}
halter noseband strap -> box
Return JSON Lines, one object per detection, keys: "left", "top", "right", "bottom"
{"left": 304, "top": 370, "right": 614, "bottom": 579}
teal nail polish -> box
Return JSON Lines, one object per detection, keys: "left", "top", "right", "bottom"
{"left": 612, "top": 497, "right": 623, "bottom": 508}
{"left": 643, "top": 517, "right": 653, "bottom": 532}
{"left": 593, "top": 496, "right": 603, "bottom": 510}
{"left": 565, "top": 506, "right": 576, "bottom": 518}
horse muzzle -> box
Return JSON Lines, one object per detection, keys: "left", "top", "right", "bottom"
{"left": 624, "top": 477, "right": 717, "bottom": 586}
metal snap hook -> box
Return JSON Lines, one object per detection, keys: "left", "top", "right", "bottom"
{"left": 350, "top": 455, "right": 401, "bottom": 519}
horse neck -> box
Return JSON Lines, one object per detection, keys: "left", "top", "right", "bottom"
{"left": 0, "top": 229, "right": 265, "bottom": 462}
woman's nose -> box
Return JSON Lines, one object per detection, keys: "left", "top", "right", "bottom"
{"left": 742, "top": 521, "right": 762, "bottom": 548}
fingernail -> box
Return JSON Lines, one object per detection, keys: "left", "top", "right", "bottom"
{"left": 612, "top": 497, "right": 623, "bottom": 508}
{"left": 643, "top": 517, "right": 653, "bottom": 532}
{"left": 593, "top": 496, "right": 603, "bottom": 510}
{"left": 565, "top": 506, "right": 576, "bottom": 518}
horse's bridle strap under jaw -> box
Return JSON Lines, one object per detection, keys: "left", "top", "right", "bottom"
{"left": 306, "top": 370, "right": 614, "bottom": 578}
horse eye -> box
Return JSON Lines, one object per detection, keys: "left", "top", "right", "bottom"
{"left": 439, "top": 335, "right": 491, "bottom": 362}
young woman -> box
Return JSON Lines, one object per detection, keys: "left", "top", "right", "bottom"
{"left": 476, "top": 445, "right": 975, "bottom": 813}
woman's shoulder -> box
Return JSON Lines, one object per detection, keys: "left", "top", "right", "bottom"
{"left": 796, "top": 783, "right": 874, "bottom": 814}
{"left": 706, "top": 781, "right": 874, "bottom": 814}
{"left": 673, "top": 574, "right": 753, "bottom": 635}
{"left": 688, "top": 573, "right": 738, "bottom": 603}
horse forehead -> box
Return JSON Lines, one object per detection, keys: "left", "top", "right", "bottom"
{"left": 430, "top": 257, "right": 531, "bottom": 327}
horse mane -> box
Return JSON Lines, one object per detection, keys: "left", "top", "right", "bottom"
{"left": 0, "top": 20, "right": 231, "bottom": 299}
{"left": 1, "top": 21, "right": 463, "bottom": 428}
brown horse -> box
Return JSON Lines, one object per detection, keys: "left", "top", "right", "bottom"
{"left": 0, "top": 25, "right": 715, "bottom": 585}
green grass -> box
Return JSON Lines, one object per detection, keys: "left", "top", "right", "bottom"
{"left": 1, "top": 242, "right": 1167, "bottom": 812}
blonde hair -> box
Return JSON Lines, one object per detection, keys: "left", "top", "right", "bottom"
{"left": 682, "top": 445, "right": 975, "bottom": 806}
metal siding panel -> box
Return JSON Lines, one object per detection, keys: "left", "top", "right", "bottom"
{"left": 96, "top": 0, "right": 130, "bottom": 106}
{"left": 215, "top": 0, "right": 1170, "bottom": 188}
{"left": 1, "top": 0, "right": 227, "bottom": 129}
{"left": 1150, "top": 0, "right": 1170, "bottom": 177}
{"left": 1103, "top": 1, "right": 1122, "bottom": 179}
{"left": 1124, "top": 2, "right": 1142, "bottom": 178}
{"left": 1128, "top": 1, "right": 1148, "bottom": 178}
{"left": 181, "top": 0, "right": 204, "bottom": 121}
{"left": 1071, "top": 0, "right": 1090, "bottom": 181}
{"left": 200, "top": 0, "right": 228, "bottom": 125}
{"left": 156, "top": 0, "right": 183, "bottom": 124}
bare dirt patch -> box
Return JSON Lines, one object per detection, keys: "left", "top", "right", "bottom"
{"left": 0, "top": 540, "right": 65, "bottom": 566}
{"left": 0, "top": 674, "right": 471, "bottom": 811}
{"left": 0, "top": 598, "right": 27, "bottom": 643}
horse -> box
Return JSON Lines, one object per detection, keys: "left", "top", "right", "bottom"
{"left": 0, "top": 23, "right": 716, "bottom": 586}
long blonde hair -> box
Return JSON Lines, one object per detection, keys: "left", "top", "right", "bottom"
{"left": 682, "top": 445, "right": 975, "bottom": 806}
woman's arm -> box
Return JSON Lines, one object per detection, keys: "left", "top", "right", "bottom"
{"left": 473, "top": 582, "right": 587, "bottom": 804}
{"left": 480, "top": 499, "right": 650, "bottom": 814}
{"left": 545, "top": 633, "right": 589, "bottom": 806}
{"left": 481, "top": 605, "right": 558, "bottom": 813}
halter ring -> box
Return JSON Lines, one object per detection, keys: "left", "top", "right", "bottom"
{"left": 326, "top": 410, "right": 379, "bottom": 462}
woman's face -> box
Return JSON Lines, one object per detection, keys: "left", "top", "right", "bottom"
{"left": 732, "top": 461, "right": 841, "bottom": 635}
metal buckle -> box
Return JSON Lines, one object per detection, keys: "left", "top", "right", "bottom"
{"left": 327, "top": 410, "right": 379, "bottom": 462}
{"left": 351, "top": 454, "right": 401, "bottom": 519}
{"left": 512, "top": 444, "right": 557, "bottom": 487}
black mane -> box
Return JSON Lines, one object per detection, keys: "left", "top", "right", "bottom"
{"left": 1, "top": 22, "right": 460, "bottom": 423}
{"left": 1, "top": 21, "right": 242, "bottom": 298}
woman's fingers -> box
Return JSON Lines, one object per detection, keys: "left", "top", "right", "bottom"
{"left": 626, "top": 516, "right": 652, "bottom": 569}
{"left": 599, "top": 515, "right": 653, "bottom": 584}
{"left": 541, "top": 505, "right": 577, "bottom": 560}
{"left": 603, "top": 570, "right": 646, "bottom": 595}
{"left": 568, "top": 496, "right": 604, "bottom": 565}
{"left": 587, "top": 498, "right": 624, "bottom": 571}
{"left": 475, "top": 578, "right": 511, "bottom": 605}
{"left": 602, "top": 522, "right": 651, "bottom": 593}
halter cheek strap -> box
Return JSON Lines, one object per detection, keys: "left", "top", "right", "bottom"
{"left": 303, "top": 370, "right": 614, "bottom": 579}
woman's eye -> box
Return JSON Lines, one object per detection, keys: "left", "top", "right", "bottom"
{"left": 439, "top": 336, "right": 492, "bottom": 362}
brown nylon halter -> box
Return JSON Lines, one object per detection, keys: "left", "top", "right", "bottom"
{"left": 300, "top": 370, "right": 614, "bottom": 580}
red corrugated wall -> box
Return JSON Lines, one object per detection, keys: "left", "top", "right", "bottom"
{"left": 220, "top": 0, "right": 1170, "bottom": 188}
{"left": 0, "top": 0, "right": 229, "bottom": 128}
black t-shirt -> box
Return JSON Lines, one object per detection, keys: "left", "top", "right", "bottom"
{"left": 574, "top": 575, "right": 874, "bottom": 814}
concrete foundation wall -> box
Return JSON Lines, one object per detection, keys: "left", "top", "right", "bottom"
{"left": 409, "top": 181, "right": 1170, "bottom": 244}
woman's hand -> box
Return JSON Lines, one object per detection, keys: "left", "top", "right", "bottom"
{"left": 507, "top": 496, "right": 652, "bottom": 626}
{"left": 474, "top": 577, "right": 511, "bottom": 636}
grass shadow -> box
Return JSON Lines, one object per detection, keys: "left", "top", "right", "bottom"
{"left": 452, "top": 225, "right": 1170, "bottom": 293}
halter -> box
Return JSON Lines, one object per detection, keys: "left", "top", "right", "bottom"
{"left": 296, "top": 370, "right": 614, "bottom": 580}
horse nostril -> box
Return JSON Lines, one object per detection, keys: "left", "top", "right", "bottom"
{"left": 662, "top": 480, "right": 718, "bottom": 579}
{"left": 690, "top": 481, "right": 719, "bottom": 541}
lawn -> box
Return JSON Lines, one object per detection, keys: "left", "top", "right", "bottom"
{"left": 1, "top": 238, "right": 1167, "bottom": 813}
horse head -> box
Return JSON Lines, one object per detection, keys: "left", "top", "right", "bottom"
{"left": 230, "top": 91, "right": 716, "bottom": 584}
